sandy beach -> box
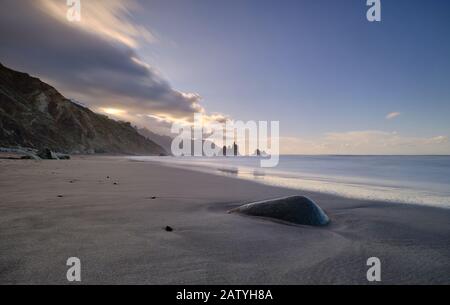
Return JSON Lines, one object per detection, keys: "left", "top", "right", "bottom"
{"left": 0, "top": 156, "right": 449, "bottom": 284}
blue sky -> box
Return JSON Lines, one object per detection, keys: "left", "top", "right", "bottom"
{"left": 1, "top": 0, "right": 449, "bottom": 154}
{"left": 135, "top": 0, "right": 450, "bottom": 138}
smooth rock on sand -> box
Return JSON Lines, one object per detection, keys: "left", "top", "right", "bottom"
{"left": 229, "top": 195, "right": 330, "bottom": 226}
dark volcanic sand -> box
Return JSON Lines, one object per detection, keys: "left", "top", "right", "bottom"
{"left": 0, "top": 156, "right": 449, "bottom": 284}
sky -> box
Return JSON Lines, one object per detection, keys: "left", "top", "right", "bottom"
{"left": 1, "top": 0, "right": 449, "bottom": 154}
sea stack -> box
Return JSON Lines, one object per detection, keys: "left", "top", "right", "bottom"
{"left": 229, "top": 195, "right": 330, "bottom": 226}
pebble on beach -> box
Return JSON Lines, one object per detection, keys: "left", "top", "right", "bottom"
{"left": 165, "top": 226, "right": 173, "bottom": 232}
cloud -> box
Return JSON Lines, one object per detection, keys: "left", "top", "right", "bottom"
{"left": 280, "top": 131, "right": 450, "bottom": 155}
{"left": 386, "top": 112, "right": 401, "bottom": 120}
{"left": 39, "top": 0, "right": 156, "bottom": 48}
{"left": 0, "top": 0, "right": 223, "bottom": 130}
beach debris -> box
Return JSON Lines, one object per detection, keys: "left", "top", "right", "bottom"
{"left": 151, "top": 196, "right": 157, "bottom": 200}
{"left": 1, "top": 156, "right": 22, "bottom": 160}
{"left": 107, "top": 176, "right": 110, "bottom": 179}
{"left": 113, "top": 182, "right": 118, "bottom": 185}
{"left": 37, "top": 148, "right": 70, "bottom": 160}
{"left": 229, "top": 195, "right": 330, "bottom": 226}
{"left": 165, "top": 226, "right": 174, "bottom": 232}
{"left": 57, "top": 195, "right": 64, "bottom": 198}
{"left": 38, "top": 148, "right": 59, "bottom": 160}
{"left": 0, "top": 147, "right": 41, "bottom": 160}
{"left": 57, "top": 154, "right": 71, "bottom": 160}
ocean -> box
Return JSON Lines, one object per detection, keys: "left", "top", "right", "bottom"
{"left": 129, "top": 155, "right": 450, "bottom": 208}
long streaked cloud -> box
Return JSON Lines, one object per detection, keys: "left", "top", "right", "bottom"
{"left": 0, "top": 0, "right": 223, "bottom": 127}
{"left": 39, "top": 0, "right": 156, "bottom": 48}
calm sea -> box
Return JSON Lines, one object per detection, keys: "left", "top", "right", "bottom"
{"left": 129, "top": 155, "right": 450, "bottom": 208}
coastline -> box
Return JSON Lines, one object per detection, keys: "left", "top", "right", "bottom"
{"left": 129, "top": 155, "right": 450, "bottom": 209}
{"left": 0, "top": 156, "right": 449, "bottom": 284}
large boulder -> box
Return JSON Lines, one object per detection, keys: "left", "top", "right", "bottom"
{"left": 229, "top": 195, "right": 330, "bottom": 226}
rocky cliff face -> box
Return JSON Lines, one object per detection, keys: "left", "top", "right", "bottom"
{"left": 0, "top": 63, "right": 166, "bottom": 155}
{"left": 138, "top": 127, "right": 174, "bottom": 154}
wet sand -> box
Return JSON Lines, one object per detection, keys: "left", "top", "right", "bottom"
{"left": 0, "top": 156, "right": 449, "bottom": 284}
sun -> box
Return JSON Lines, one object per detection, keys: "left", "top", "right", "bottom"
{"left": 101, "top": 108, "right": 126, "bottom": 116}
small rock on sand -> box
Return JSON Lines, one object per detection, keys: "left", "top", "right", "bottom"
{"left": 165, "top": 226, "right": 173, "bottom": 232}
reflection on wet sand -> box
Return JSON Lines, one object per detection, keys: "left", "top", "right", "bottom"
{"left": 217, "top": 167, "right": 239, "bottom": 175}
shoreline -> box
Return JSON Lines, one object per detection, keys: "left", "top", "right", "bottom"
{"left": 0, "top": 156, "right": 449, "bottom": 284}
{"left": 130, "top": 155, "right": 450, "bottom": 211}
{"left": 128, "top": 155, "right": 450, "bottom": 210}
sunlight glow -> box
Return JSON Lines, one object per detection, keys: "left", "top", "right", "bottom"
{"left": 101, "top": 108, "right": 126, "bottom": 115}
